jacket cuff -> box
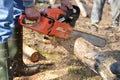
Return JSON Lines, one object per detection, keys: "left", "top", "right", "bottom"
{"left": 23, "top": 1, "right": 34, "bottom": 7}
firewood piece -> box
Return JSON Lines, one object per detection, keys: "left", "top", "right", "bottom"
{"left": 23, "top": 43, "right": 40, "bottom": 62}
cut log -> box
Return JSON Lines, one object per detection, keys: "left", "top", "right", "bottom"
{"left": 50, "top": 35, "right": 118, "bottom": 80}
{"left": 74, "top": 38, "right": 117, "bottom": 80}
{"left": 23, "top": 43, "right": 40, "bottom": 62}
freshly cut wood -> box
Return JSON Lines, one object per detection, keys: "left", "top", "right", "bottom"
{"left": 23, "top": 43, "right": 40, "bottom": 62}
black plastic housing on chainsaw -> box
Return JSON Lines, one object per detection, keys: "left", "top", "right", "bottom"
{"left": 58, "top": 5, "right": 80, "bottom": 27}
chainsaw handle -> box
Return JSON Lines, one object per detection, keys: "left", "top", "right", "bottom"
{"left": 18, "top": 14, "right": 37, "bottom": 31}
{"left": 70, "top": 5, "right": 80, "bottom": 26}
{"left": 64, "top": 8, "right": 73, "bottom": 20}
{"left": 66, "top": 5, "right": 80, "bottom": 27}
{"left": 18, "top": 14, "right": 26, "bottom": 27}
{"left": 59, "top": 5, "right": 80, "bottom": 26}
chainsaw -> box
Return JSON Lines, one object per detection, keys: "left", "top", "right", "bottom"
{"left": 18, "top": 5, "right": 106, "bottom": 47}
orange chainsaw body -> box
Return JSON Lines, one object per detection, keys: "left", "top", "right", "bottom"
{"left": 19, "top": 6, "right": 80, "bottom": 39}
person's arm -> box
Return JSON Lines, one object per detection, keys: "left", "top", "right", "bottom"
{"left": 22, "top": 0, "right": 40, "bottom": 21}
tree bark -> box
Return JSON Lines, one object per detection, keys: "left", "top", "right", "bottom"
{"left": 50, "top": 35, "right": 118, "bottom": 80}
{"left": 74, "top": 38, "right": 117, "bottom": 80}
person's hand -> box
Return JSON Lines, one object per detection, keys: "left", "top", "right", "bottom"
{"left": 60, "top": 0, "right": 73, "bottom": 12}
{"left": 25, "top": 6, "right": 40, "bottom": 21}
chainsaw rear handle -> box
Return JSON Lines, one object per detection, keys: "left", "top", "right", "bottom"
{"left": 18, "top": 14, "right": 26, "bottom": 27}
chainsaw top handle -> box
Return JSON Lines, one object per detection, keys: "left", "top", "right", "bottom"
{"left": 70, "top": 5, "right": 80, "bottom": 26}
{"left": 59, "top": 5, "right": 80, "bottom": 27}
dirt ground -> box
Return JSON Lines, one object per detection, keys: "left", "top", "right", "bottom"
{"left": 14, "top": 0, "right": 120, "bottom": 80}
